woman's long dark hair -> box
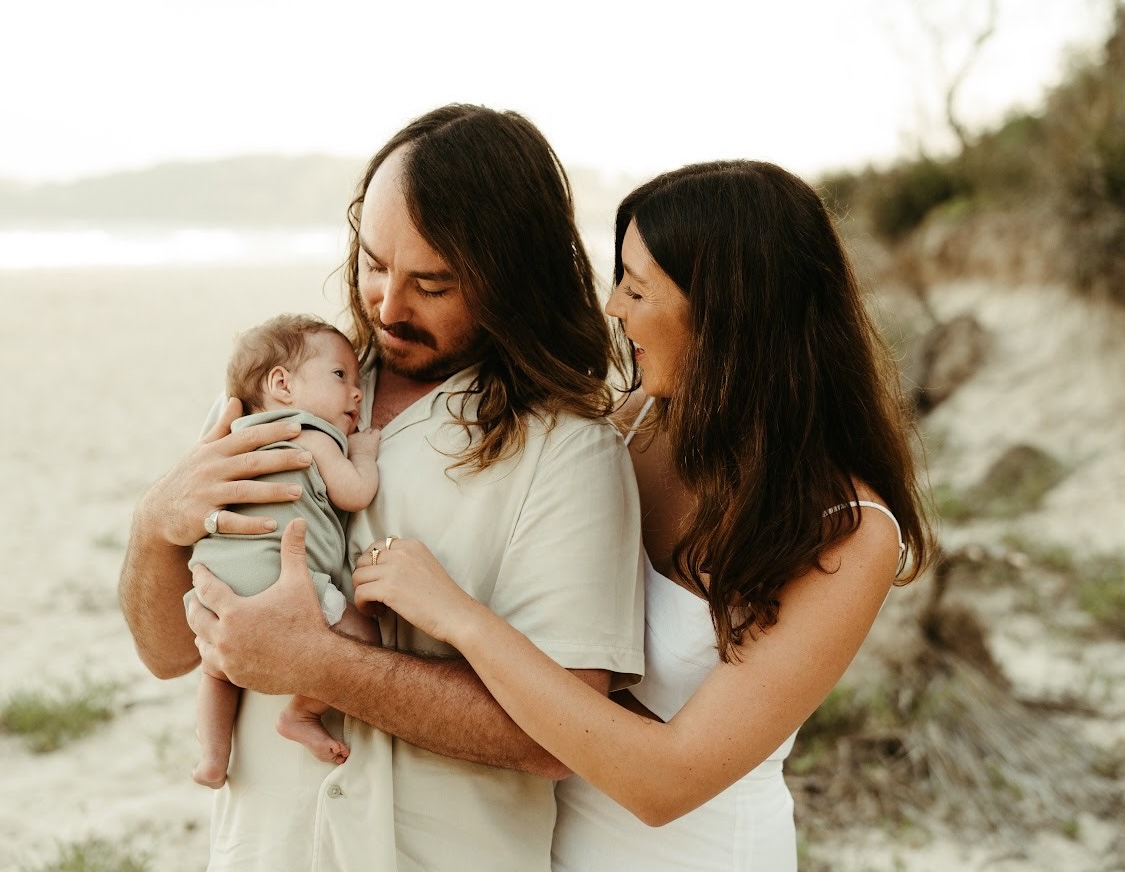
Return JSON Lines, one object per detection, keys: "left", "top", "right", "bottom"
{"left": 615, "top": 161, "right": 932, "bottom": 661}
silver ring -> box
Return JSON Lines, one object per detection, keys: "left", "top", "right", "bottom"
{"left": 204, "top": 509, "right": 222, "bottom": 536}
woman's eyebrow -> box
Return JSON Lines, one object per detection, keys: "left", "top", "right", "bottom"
{"left": 621, "top": 261, "right": 649, "bottom": 285}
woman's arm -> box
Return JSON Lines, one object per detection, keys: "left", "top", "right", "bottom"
{"left": 357, "top": 511, "right": 901, "bottom": 826}
{"left": 117, "top": 398, "right": 313, "bottom": 677}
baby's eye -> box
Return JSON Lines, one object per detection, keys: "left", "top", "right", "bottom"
{"left": 333, "top": 369, "right": 345, "bottom": 378}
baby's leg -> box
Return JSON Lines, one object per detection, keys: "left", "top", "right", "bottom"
{"left": 276, "top": 696, "right": 349, "bottom": 764}
{"left": 274, "top": 604, "right": 377, "bottom": 763}
{"left": 335, "top": 601, "right": 382, "bottom": 645}
{"left": 193, "top": 671, "right": 240, "bottom": 789}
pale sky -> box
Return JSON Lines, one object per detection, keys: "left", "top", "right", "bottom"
{"left": 0, "top": 0, "right": 1112, "bottom": 184}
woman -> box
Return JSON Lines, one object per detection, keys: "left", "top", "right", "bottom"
{"left": 352, "top": 160, "right": 933, "bottom": 871}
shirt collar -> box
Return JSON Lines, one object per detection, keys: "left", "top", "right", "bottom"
{"left": 363, "top": 362, "right": 482, "bottom": 440}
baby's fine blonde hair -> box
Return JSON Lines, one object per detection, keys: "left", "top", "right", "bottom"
{"left": 227, "top": 313, "right": 352, "bottom": 412}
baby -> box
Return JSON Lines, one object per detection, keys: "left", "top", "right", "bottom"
{"left": 188, "top": 313, "right": 381, "bottom": 789}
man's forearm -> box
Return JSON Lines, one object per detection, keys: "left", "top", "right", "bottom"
{"left": 304, "top": 632, "right": 606, "bottom": 779}
{"left": 118, "top": 502, "right": 199, "bottom": 679}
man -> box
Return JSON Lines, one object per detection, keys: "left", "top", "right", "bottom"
{"left": 118, "top": 104, "right": 645, "bottom": 872}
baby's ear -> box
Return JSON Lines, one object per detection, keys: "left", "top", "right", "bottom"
{"left": 266, "top": 365, "right": 294, "bottom": 404}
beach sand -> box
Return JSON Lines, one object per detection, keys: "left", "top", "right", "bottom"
{"left": 1, "top": 265, "right": 1121, "bottom": 871}
{"left": 1, "top": 264, "right": 347, "bottom": 871}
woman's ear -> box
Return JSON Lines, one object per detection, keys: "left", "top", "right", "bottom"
{"left": 266, "top": 365, "right": 295, "bottom": 405}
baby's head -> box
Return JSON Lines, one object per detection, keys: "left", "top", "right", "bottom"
{"left": 227, "top": 314, "right": 364, "bottom": 435}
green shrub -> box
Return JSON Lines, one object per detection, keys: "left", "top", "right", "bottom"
{"left": 869, "top": 158, "right": 968, "bottom": 241}
{"left": 1, "top": 679, "right": 118, "bottom": 753}
{"left": 1077, "top": 557, "right": 1125, "bottom": 638}
{"left": 1000, "top": 533, "right": 1079, "bottom": 574}
{"left": 932, "top": 482, "right": 974, "bottom": 522}
{"left": 21, "top": 838, "right": 149, "bottom": 872}
{"left": 960, "top": 113, "right": 1045, "bottom": 199}
{"left": 790, "top": 685, "right": 870, "bottom": 776}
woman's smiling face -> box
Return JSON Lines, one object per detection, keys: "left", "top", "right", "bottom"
{"left": 605, "top": 219, "right": 694, "bottom": 398}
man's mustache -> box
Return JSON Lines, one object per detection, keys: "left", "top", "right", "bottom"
{"left": 371, "top": 314, "right": 437, "bottom": 350}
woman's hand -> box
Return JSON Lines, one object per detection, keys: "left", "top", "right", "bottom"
{"left": 352, "top": 538, "right": 485, "bottom": 648}
{"left": 142, "top": 397, "right": 313, "bottom": 547}
{"left": 188, "top": 518, "right": 326, "bottom": 694}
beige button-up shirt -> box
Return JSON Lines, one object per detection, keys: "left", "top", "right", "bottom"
{"left": 207, "top": 365, "right": 645, "bottom": 872}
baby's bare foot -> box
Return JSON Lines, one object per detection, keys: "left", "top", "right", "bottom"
{"left": 277, "top": 704, "right": 349, "bottom": 764}
{"left": 192, "top": 755, "right": 229, "bottom": 789}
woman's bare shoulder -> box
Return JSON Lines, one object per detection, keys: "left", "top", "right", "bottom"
{"left": 609, "top": 390, "right": 650, "bottom": 436}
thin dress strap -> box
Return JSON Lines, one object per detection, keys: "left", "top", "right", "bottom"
{"left": 623, "top": 396, "right": 656, "bottom": 447}
{"left": 824, "top": 500, "right": 907, "bottom": 572}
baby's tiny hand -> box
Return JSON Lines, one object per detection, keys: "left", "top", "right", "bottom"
{"left": 348, "top": 427, "right": 381, "bottom": 459}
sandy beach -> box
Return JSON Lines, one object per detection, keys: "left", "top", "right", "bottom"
{"left": 1, "top": 262, "right": 1121, "bottom": 871}
{"left": 1, "top": 263, "right": 348, "bottom": 870}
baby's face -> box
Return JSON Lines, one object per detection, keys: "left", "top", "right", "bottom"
{"left": 287, "top": 331, "right": 364, "bottom": 434}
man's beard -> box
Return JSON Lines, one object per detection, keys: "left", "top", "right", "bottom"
{"left": 371, "top": 314, "right": 490, "bottom": 382}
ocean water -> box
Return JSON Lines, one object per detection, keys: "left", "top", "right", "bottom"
{"left": 0, "top": 226, "right": 346, "bottom": 270}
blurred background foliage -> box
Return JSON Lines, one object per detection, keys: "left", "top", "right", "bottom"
{"left": 821, "top": 5, "right": 1125, "bottom": 302}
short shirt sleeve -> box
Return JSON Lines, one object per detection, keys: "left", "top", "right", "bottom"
{"left": 488, "top": 418, "right": 645, "bottom": 685}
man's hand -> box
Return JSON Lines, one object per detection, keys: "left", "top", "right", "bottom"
{"left": 145, "top": 397, "right": 313, "bottom": 547}
{"left": 189, "top": 518, "right": 328, "bottom": 694}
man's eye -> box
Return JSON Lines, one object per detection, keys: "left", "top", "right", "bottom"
{"left": 419, "top": 286, "right": 451, "bottom": 298}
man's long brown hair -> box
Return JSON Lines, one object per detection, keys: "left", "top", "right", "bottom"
{"left": 615, "top": 161, "right": 933, "bottom": 661}
{"left": 343, "top": 104, "right": 624, "bottom": 470}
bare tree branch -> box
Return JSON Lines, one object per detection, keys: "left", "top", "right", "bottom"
{"left": 944, "top": 0, "right": 1000, "bottom": 150}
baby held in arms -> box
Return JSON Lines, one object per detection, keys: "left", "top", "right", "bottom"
{"left": 187, "top": 313, "right": 382, "bottom": 788}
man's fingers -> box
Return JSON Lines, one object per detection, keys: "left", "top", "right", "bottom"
{"left": 220, "top": 477, "right": 304, "bottom": 509}
{"left": 190, "top": 563, "right": 232, "bottom": 619}
{"left": 228, "top": 445, "right": 311, "bottom": 481}
{"left": 208, "top": 509, "right": 279, "bottom": 536}
{"left": 279, "top": 518, "right": 309, "bottom": 576}
{"left": 227, "top": 420, "right": 313, "bottom": 456}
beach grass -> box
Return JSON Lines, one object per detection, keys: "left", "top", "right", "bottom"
{"left": 20, "top": 838, "right": 150, "bottom": 872}
{"left": 0, "top": 679, "right": 119, "bottom": 753}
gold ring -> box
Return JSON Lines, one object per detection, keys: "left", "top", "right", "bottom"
{"left": 371, "top": 548, "right": 381, "bottom": 567}
{"left": 385, "top": 536, "right": 396, "bottom": 550}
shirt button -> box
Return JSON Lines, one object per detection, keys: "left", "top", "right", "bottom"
{"left": 327, "top": 785, "right": 343, "bottom": 798}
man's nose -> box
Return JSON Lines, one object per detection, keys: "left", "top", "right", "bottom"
{"left": 379, "top": 273, "right": 410, "bottom": 325}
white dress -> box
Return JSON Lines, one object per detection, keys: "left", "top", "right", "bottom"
{"left": 551, "top": 460, "right": 906, "bottom": 871}
{"left": 551, "top": 552, "right": 798, "bottom": 872}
